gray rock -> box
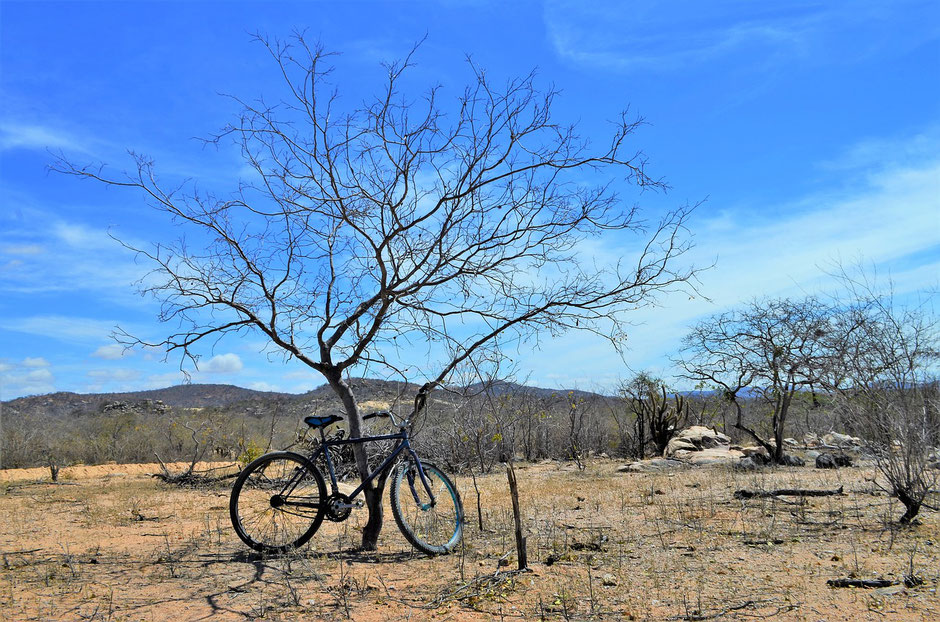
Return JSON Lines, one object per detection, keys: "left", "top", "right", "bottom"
{"left": 778, "top": 454, "right": 806, "bottom": 467}
{"left": 741, "top": 446, "right": 771, "bottom": 465}
{"left": 687, "top": 450, "right": 743, "bottom": 466}
{"left": 734, "top": 457, "right": 762, "bottom": 471}
{"left": 822, "top": 432, "right": 862, "bottom": 448}
{"left": 665, "top": 426, "right": 731, "bottom": 457}
{"left": 617, "top": 458, "right": 688, "bottom": 473}
{"left": 817, "top": 452, "right": 852, "bottom": 469}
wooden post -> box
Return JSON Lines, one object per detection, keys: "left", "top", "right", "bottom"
{"left": 506, "top": 461, "right": 527, "bottom": 570}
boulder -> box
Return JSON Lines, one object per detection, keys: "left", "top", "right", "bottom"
{"left": 741, "top": 446, "right": 771, "bottom": 464}
{"left": 778, "top": 454, "right": 806, "bottom": 467}
{"left": 665, "top": 426, "right": 731, "bottom": 457}
{"left": 665, "top": 438, "right": 699, "bottom": 454}
{"left": 816, "top": 453, "right": 852, "bottom": 469}
{"left": 617, "top": 458, "right": 688, "bottom": 473}
{"left": 783, "top": 437, "right": 799, "bottom": 447}
{"left": 803, "top": 432, "right": 821, "bottom": 447}
{"left": 822, "top": 432, "right": 862, "bottom": 448}
{"left": 685, "top": 447, "right": 744, "bottom": 466}
{"left": 734, "top": 457, "right": 762, "bottom": 471}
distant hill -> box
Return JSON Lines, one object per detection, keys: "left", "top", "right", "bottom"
{"left": 0, "top": 384, "right": 295, "bottom": 418}
{"left": 1, "top": 378, "right": 613, "bottom": 419}
{"left": 466, "top": 379, "right": 608, "bottom": 400}
{"left": 105, "top": 384, "right": 294, "bottom": 407}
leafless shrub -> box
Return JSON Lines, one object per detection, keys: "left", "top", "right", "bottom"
{"left": 826, "top": 266, "right": 939, "bottom": 524}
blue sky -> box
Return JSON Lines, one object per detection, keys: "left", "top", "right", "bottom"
{"left": 1, "top": 0, "right": 938, "bottom": 399}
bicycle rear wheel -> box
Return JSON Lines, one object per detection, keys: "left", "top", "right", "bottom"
{"left": 390, "top": 459, "right": 463, "bottom": 555}
{"left": 230, "top": 451, "right": 326, "bottom": 553}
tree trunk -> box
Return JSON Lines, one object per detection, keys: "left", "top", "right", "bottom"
{"left": 897, "top": 490, "right": 921, "bottom": 524}
{"left": 732, "top": 399, "right": 776, "bottom": 458}
{"left": 506, "top": 461, "right": 527, "bottom": 570}
{"left": 361, "top": 483, "right": 386, "bottom": 550}
{"left": 324, "top": 370, "right": 384, "bottom": 550}
{"left": 771, "top": 393, "right": 792, "bottom": 464}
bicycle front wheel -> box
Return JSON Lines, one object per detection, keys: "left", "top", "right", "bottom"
{"left": 230, "top": 451, "right": 326, "bottom": 553}
{"left": 390, "top": 459, "right": 463, "bottom": 555}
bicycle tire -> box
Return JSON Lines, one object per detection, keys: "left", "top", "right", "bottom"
{"left": 390, "top": 459, "right": 463, "bottom": 555}
{"left": 230, "top": 451, "right": 327, "bottom": 553}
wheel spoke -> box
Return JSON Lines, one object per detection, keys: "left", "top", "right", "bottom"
{"left": 230, "top": 453, "right": 326, "bottom": 552}
{"left": 391, "top": 461, "right": 463, "bottom": 555}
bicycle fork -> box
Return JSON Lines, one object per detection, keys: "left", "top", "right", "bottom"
{"left": 406, "top": 458, "right": 437, "bottom": 511}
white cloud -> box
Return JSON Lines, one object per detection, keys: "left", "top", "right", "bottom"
{"left": 544, "top": 0, "right": 938, "bottom": 72}
{"left": 0, "top": 363, "right": 55, "bottom": 398}
{"left": 247, "top": 381, "right": 282, "bottom": 392}
{"left": 87, "top": 368, "right": 141, "bottom": 382}
{"left": 0, "top": 315, "right": 118, "bottom": 344}
{"left": 0, "top": 212, "right": 149, "bottom": 301}
{"left": 0, "top": 122, "right": 87, "bottom": 153}
{"left": 22, "top": 356, "right": 50, "bottom": 368}
{"left": 0, "top": 244, "right": 44, "bottom": 256}
{"left": 144, "top": 371, "right": 189, "bottom": 389}
{"left": 200, "top": 353, "right": 243, "bottom": 374}
{"left": 92, "top": 344, "right": 128, "bottom": 360}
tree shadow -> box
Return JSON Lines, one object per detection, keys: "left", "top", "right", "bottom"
{"left": 326, "top": 547, "right": 420, "bottom": 564}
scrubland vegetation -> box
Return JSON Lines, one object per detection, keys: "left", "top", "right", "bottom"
{"left": 1, "top": 458, "right": 937, "bottom": 621}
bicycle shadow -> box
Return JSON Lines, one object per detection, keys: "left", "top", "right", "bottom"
{"left": 224, "top": 547, "right": 419, "bottom": 565}
{"left": 327, "top": 547, "right": 421, "bottom": 564}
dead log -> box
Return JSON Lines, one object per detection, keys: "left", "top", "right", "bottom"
{"left": 734, "top": 485, "right": 843, "bottom": 500}
{"left": 827, "top": 578, "right": 893, "bottom": 588}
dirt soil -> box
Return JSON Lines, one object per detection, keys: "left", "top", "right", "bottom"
{"left": 1, "top": 459, "right": 937, "bottom": 621}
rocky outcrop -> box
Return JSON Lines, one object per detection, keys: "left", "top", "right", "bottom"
{"left": 665, "top": 426, "right": 732, "bottom": 457}
{"left": 662, "top": 426, "right": 742, "bottom": 466}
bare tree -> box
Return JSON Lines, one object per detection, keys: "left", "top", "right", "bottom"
{"left": 676, "top": 297, "right": 831, "bottom": 463}
{"left": 826, "top": 268, "right": 939, "bottom": 524}
{"left": 53, "top": 34, "right": 698, "bottom": 549}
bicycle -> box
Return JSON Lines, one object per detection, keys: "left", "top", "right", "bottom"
{"left": 229, "top": 401, "right": 463, "bottom": 556}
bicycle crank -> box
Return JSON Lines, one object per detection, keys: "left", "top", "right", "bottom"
{"left": 324, "top": 492, "right": 362, "bottom": 522}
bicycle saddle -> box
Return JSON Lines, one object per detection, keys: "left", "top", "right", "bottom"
{"left": 303, "top": 413, "right": 344, "bottom": 428}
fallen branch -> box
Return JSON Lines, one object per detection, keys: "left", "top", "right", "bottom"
{"left": 827, "top": 578, "right": 893, "bottom": 589}
{"left": 734, "top": 486, "right": 843, "bottom": 500}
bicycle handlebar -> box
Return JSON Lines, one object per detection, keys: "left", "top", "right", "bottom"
{"left": 362, "top": 411, "right": 390, "bottom": 421}
{"left": 363, "top": 409, "right": 408, "bottom": 429}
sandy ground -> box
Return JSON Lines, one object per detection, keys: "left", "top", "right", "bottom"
{"left": 1, "top": 459, "right": 937, "bottom": 621}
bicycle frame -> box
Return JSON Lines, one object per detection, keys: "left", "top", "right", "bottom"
{"left": 311, "top": 427, "right": 437, "bottom": 508}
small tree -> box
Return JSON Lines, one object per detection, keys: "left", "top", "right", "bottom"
{"left": 827, "top": 269, "right": 939, "bottom": 524}
{"left": 676, "top": 297, "right": 831, "bottom": 463}
{"left": 54, "top": 35, "right": 698, "bottom": 550}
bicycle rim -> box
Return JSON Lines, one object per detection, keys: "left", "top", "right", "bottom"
{"left": 230, "top": 452, "right": 326, "bottom": 553}
{"left": 390, "top": 460, "right": 463, "bottom": 555}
